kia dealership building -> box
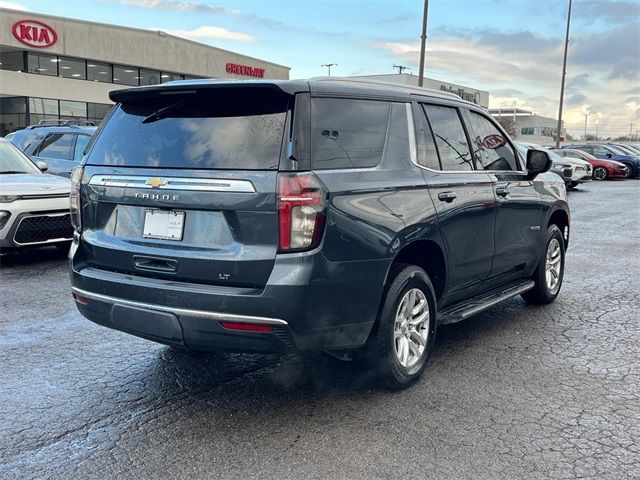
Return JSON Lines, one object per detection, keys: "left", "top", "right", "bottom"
{"left": 0, "top": 8, "right": 290, "bottom": 136}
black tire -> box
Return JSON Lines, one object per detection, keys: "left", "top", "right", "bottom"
{"left": 363, "top": 263, "right": 437, "bottom": 390}
{"left": 593, "top": 166, "right": 608, "bottom": 181}
{"left": 522, "top": 225, "right": 565, "bottom": 305}
{"left": 569, "top": 181, "right": 578, "bottom": 189}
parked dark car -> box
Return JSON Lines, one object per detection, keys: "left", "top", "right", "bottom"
{"left": 551, "top": 148, "right": 628, "bottom": 180}
{"left": 562, "top": 144, "right": 640, "bottom": 178}
{"left": 69, "top": 78, "right": 570, "bottom": 389}
{"left": 9, "top": 121, "right": 97, "bottom": 178}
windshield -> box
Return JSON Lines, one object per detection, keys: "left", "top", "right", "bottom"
{"left": 0, "top": 141, "right": 40, "bottom": 174}
{"left": 613, "top": 145, "right": 638, "bottom": 156}
{"left": 87, "top": 89, "right": 290, "bottom": 170}
{"left": 604, "top": 145, "right": 627, "bottom": 155}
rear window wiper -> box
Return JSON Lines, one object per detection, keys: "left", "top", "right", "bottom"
{"left": 142, "top": 101, "right": 186, "bottom": 124}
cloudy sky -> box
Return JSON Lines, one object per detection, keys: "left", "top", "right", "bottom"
{"left": 4, "top": 0, "right": 639, "bottom": 138}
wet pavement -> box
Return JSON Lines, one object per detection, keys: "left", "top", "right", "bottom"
{"left": 1, "top": 180, "right": 639, "bottom": 479}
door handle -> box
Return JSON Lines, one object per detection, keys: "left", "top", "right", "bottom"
{"left": 438, "top": 191, "right": 457, "bottom": 202}
{"left": 496, "top": 187, "right": 509, "bottom": 198}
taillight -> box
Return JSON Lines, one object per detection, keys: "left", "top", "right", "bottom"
{"left": 278, "top": 172, "right": 326, "bottom": 252}
{"left": 70, "top": 167, "right": 83, "bottom": 232}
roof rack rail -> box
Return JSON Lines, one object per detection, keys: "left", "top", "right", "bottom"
{"left": 26, "top": 119, "right": 96, "bottom": 129}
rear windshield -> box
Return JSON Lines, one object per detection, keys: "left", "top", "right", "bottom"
{"left": 86, "top": 90, "right": 288, "bottom": 170}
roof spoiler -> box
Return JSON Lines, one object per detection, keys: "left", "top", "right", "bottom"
{"left": 110, "top": 79, "right": 305, "bottom": 103}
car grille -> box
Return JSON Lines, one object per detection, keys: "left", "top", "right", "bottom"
{"left": 14, "top": 214, "right": 73, "bottom": 245}
{"left": 563, "top": 168, "right": 573, "bottom": 179}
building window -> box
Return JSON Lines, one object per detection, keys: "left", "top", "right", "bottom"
{"left": 87, "top": 61, "right": 112, "bottom": 83}
{"left": 29, "top": 97, "right": 59, "bottom": 116}
{"left": 27, "top": 52, "right": 58, "bottom": 76}
{"left": 521, "top": 127, "right": 535, "bottom": 135}
{"left": 0, "top": 97, "right": 28, "bottom": 136}
{"left": 113, "top": 65, "right": 139, "bottom": 86}
{"left": 59, "top": 56, "right": 86, "bottom": 80}
{"left": 139, "top": 68, "right": 161, "bottom": 86}
{"left": 0, "top": 50, "right": 25, "bottom": 72}
{"left": 87, "top": 103, "right": 112, "bottom": 123}
{"left": 60, "top": 100, "right": 88, "bottom": 119}
{"left": 161, "top": 72, "right": 184, "bottom": 83}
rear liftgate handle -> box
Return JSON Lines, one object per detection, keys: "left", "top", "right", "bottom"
{"left": 133, "top": 255, "right": 178, "bottom": 273}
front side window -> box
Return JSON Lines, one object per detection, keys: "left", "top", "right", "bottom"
{"left": 592, "top": 146, "right": 611, "bottom": 156}
{"left": 423, "top": 105, "right": 473, "bottom": 171}
{"left": 467, "top": 111, "right": 519, "bottom": 171}
{"left": 310, "top": 98, "right": 390, "bottom": 169}
{"left": 414, "top": 104, "right": 440, "bottom": 169}
{"left": 35, "top": 133, "right": 75, "bottom": 160}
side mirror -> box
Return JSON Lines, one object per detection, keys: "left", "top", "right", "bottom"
{"left": 35, "top": 160, "right": 48, "bottom": 172}
{"left": 606, "top": 153, "right": 612, "bottom": 158}
{"left": 526, "top": 149, "right": 552, "bottom": 179}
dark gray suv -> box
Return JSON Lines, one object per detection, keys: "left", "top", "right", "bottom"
{"left": 69, "top": 78, "right": 569, "bottom": 389}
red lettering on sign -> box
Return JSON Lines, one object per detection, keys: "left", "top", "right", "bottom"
{"left": 12, "top": 20, "right": 57, "bottom": 48}
{"left": 226, "top": 62, "right": 266, "bottom": 78}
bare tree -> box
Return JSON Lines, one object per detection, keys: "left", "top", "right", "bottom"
{"left": 497, "top": 117, "right": 519, "bottom": 138}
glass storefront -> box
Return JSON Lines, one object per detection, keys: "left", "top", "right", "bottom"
{"left": 0, "top": 47, "right": 198, "bottom": 87}
{"left": 0, "top": 97, "right": 112, "bottom": 136}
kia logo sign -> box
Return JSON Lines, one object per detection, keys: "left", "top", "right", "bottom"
{"left": 12, "top": 20, "right": 58, "bottom": 48}
{"left": 482, "top": 134, "right": 506, "bottom": 149}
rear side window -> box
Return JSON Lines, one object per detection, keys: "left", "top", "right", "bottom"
{"left": 310, "top": 98, "right": 390, "bottom": 169}
{"left": 466, "top": 111, "right": 519, "bottom": 171}
{"left": 74, "top": 134, "right": 92, "bottom": 162}
{"left": 36, "top": 133, "right": 75, "bottom": 160}
{"left": 87, "top": 89, "right": 289, "bottom": 170}
{"left": 423, "top": 105, "right": 473, "bottom": 171}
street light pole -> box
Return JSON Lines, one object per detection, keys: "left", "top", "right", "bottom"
{"left": 321, "top": 64, "right": 337, "bottom": 76}
{"left": 555, "top": 0, "right": 572, "bottom": 148}
{"left": 584, "top": 113, "right": 587, "bottom": 140}
{"left": 418, "top": 0, "right": 429, "bottom": 87}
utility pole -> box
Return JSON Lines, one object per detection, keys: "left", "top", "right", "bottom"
{"left": 418, "top": 0, "right": 429, "bottom": 87}
{"left": 393, "top": 65, "right": 410, "bottom": 74}
{"left": 584, "top": 114, "right": 588, "bottom": 140}
{"left": 555, "top": 0, "right": 572, "bottom": 148}
{"left": 321, "top": 64, "right": 337, "bottom": 76}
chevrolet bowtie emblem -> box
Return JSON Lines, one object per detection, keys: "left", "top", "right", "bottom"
{"left": 146, "top": 178, "right": 168, "bottom": 188}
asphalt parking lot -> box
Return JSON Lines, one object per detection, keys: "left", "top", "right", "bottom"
{"left": 1, "top": 180, "right": 638, "bottom": 480}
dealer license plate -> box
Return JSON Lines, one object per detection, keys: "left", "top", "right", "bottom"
{"left": 142, "top": 209, "right": 185, "bottom": 241}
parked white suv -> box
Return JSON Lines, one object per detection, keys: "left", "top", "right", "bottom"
{"left": 0, "top": 138, "right": 72, "bottom": 252}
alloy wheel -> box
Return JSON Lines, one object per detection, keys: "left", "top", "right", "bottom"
{"left": 593, "top": 167, "right": 607, "bottom": 180}
{"left": 393, "top": 288, "right": 430, "bottom": 369}
{"left": 545, "top": 238, "right": 562, "bottom": 294}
